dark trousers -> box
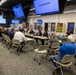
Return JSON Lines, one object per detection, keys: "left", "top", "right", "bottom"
{"left": 17, "top": 41, "right": 25, "bottom": 52}
{"left": 41, "top": 39, "right": 44, "bottom": 45}
{"left": 35, "top": 38, "right": 39, "bottom": 42}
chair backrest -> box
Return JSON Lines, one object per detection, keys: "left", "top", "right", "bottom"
{"left": 38, "top": 45, "right": 49, "bottom": 51}
{"left": 2, "top": 33, "right": 5, "bottom": 38}
{"left": 4, "top": 35, "right": 11, "bottom": 42}
{"left": 2, "top": 33, "right": 7, "bottom": 40}
{"left": 63, "top": 41, "right": 67, "bottom": 44}
{"left": 61, "top": 54, "right": 75, "bottom": 64}
{"left": 61, "top": 37, "right": 68, "bottom": 41}
{"left": 12, "top": 39, "right": 20, "bottom": 45}
{"left": 51, "top": 42, "right": 60, "bottom": 49}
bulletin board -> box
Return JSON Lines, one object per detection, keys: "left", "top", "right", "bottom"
{"left": 56, "top": 23, "right": 63, "bottom": 32}
{"left": 51, "top": 23, "right": 55, "bottom": 31}
{"left": 34, "top": 23, "right": 42, "bottom": 30}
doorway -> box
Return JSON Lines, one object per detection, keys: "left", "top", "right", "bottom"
{"left": 44, "top": 23, "right": 48, "bottom": 31}
{"left": 67, "top": 22, "right": 75, "bottom": 34}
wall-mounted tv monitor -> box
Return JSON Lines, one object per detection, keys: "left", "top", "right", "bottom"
{"left": 0, "top": 15, "right": 3, "bottom": 19}
{"left": 0, "top": 19, "right": 6, "bottom": 24}
{"left": 0, "top": 15, "right": 6, "bottom": 24}
{"left": 13, "top": 4, "right": 25, "bottom": 18}
{"left": 11, "top": 20, "right": 20, "bottom": 24}
{"left": 33, "top": 0, "right": 59, "bottom": 15}
{"left": 37, "top": 20, "right": 42, "bottom": 24}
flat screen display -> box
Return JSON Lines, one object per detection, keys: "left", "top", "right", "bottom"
{"left": 0, "top": 19, "right": 6, "bottom": 24}
{"left": 0, "top": 15, "right": 3, "bottom": 19}
{"left": 13, "top": 4, "right": 25, "bottom": 18}
{"left": 33, "top": 0, "right": 59, "bottom": 15}
{"left": 11, "top": 20, "right": 20, "bottom": 24}
{"left": 0, "top": 15, "right": 6, "bottom": 24}
{"left": 37, "top": 20, "right": 42, "bottom": 24}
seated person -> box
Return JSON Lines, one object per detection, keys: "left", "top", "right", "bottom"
{"left": 43, "top": 29, "right": 48, "bottom": 37}
{"left": 63, "top": 31, "right": 70, "bottom": 37}
{"left": 4, "top": 28, "right": 9, "bottom": 35}
{"left": 48, "top": 33, "right": 59, "bottom": 48}
{"left": 35, "top": 29, "right": 42, "bottom": 44}
{"left": 1, "top": 27, "right": 5, "bottom": 33}
{"left": 24, "top": 27, "right": 29, "bottom": 33}
{"left": 41, "top": 29, "right": 48, "bottom": 45}
{"left": 0, "top": 26, "right": 5, "bottom": 37}
{"left": 29, "top": 28, "right": 34, "bottom": 34}
{"left": 8, "top": 28, "right": 15, "bottom": 39}
{"left": 0, "top": 28, "right": 2, "bottom": 37}
{"left": 60, "top": 32, "right": 71, "bottom": 44}
{"left": 36, "top": 29, "right": 42, "bottom": 36}
{"left": 13, "top": 28, "right": 26, "bottom": 52}
{"left": 49, "top": 34, "right": 76, "bottom": 67}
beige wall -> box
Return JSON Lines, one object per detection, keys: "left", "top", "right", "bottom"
{"left": 27, "top": 12, "right": 76, "bottom": 34}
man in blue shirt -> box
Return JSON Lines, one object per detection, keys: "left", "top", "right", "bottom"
{"left": 49, "top": 34, "right": 76, "bottom": 67}
{"left": 8, "top": 28, "right": 15, "bottom": 39}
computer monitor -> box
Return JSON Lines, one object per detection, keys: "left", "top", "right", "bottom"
{"left": 33, "top": 0, "right": 59, "bottom": 15}
{"left": 37, "top": 20, "right": 42, "bottom": 25}
{"left": 11, "top": 20, "right": 20, "bottom": 24}
{"left": 0, "top": 15, "right": 6, "bottom": 24}
{"left": 13, "top": 4, "right": 25, "bottom": 18}
{"left": 0, "top": 19, "right": 6, "bottom": 24}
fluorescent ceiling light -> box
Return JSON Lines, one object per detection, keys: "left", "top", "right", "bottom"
{"left": 30, "top": 8, "right": 35, "bottom": 11}
{"left": 0, "top": 0, "right": 7, "bottom": 6}
{"left": 28, "top": 15, "right": 41, "bottom": 18}
{"left": 67, "top": 0, "right": 70, "bottom": 1}
{"left": 64, "top": 10, "right": 76, "bottom": 13}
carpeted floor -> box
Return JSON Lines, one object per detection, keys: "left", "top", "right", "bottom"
{"left": 0, "top": 42, "right": 76, "bottom": 75}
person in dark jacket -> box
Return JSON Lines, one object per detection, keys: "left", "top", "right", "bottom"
{"left": 4, "top": 28, "right": 9, "bottom": 35}
{"left": 8, "top": 28, "right": 15, "bottom": 39}
{"left": 35, "top": 29, "right": 42, "bottom": 44}
{"left": 29, "top": 28, "right": 34, "bottom": 34}
{"left": 41, "top": 29, "right": 48, "bottom": 45}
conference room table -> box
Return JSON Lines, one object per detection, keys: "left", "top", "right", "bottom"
{"left": 25, "top": 33, "right": 49, "bottom": 45}
{"left": 24, "top": 37, "right": 34, "bottom": 41}
{"left": 25, "top": 33, "right": 49, "bottom": 40}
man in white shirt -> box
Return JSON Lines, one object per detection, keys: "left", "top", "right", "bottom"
{"left": 14, "top": 28, "right": 26, "bottom": 52}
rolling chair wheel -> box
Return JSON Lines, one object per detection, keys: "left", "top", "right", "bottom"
{"left": 53, "top": 72, "right": 55, "bottom": 75}
{"left": 39, "top": 63, "right": 41, "bottom": 65}
{"left": 42, "top": 57, "right": 44, "bottom": 58}
{"left": 31, "top": 50, "right": 33, "bottom": 51}
{"left": 18, "top": 54, "right": 20, "bottom": 55}
{"left": 10, "top": 52, "right": 12, "bottom": 53}
{"left": 34, "top": 59, "right": 36, "bottom": 61}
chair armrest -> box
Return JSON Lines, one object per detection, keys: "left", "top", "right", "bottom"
{"left": 51, "top": 49, "right": 59, "bottom": 52}
{"left": 53, "top": 60, "right": 62, "bottom": 66}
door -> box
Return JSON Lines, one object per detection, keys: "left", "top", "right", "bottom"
{"left": 67, "top": 22, "right": 75, "bottom": 34}
{"left": 45, "top": 23, "right": 48, "bottom": 31}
